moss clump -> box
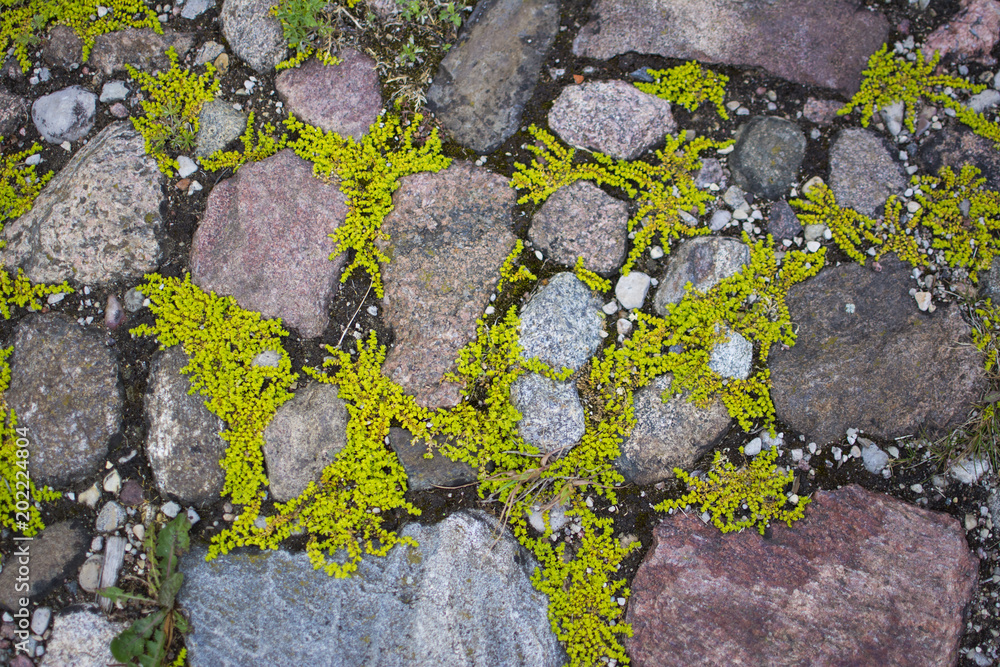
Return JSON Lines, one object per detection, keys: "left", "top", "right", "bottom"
{"left": 840, "top": 44, "right": 1000, "bottom": 146}
{"left": 198, "top": 112, "right": 287, "bottom": 174}
{"left": 0, "top": 347, "right": 61, "bottom": 537}
{"left": 495, "top": 240, "right": 538, "bottom": 294}
{"left": 127, "top": 48, "right": 219, "bottom": 177}
{"left": 0, "top": 0, "right": 160, "bottom": 71}
{"left": 573, "top": 256, "right": 611, "bottom": 293}
{"left": 511, "top": 126, "right": 730, "bottom": 273}
{"left": 656, "top": 448, "right": 808, "bottom": 534}
{"left": 634, "top": 61, "right": 730, "bottom": 120}
{"left": 284, "top": 110, "right": 450, "bottom": 297}
{"left": 1, "top": 140, "right": 52, "bottom": 232}
{"left": 131, "top": 274, "right": 296, "bottom": 506}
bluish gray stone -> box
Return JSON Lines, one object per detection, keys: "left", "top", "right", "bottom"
{"left": 387, "top": 427, "right": 478, "bottom": 493}
{"left": 510, "top": 373, "right": 586, "bottom": 454}
{"left": 709, "top": 328, "right": 753, "bottom": 380}
{"left": 730, "top": 116, "right": 806, "bottom": 200}
{"left": 182, "top": 0, "right": 215, "bottom": 19}
{"left": 179, "top": 511, "right": 566, "bottom": 667}
{"left": 196, "top": 100, "right": 247, "bottom": 157}
{"left": 31, "top": 85, "right": 96, "bottom": 143}
{"left": 519, "top": 273, "right": 604, "bottom": 373}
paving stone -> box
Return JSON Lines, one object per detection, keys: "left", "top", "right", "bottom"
{"left": 387, "top": 427, "right": 478, "bottom": 493}
{"left": 0, "top": 122, "right": 164, "bottom": 285}
{"left": 179, "top": 512, "right": 566, "bottom": 666}
{"left": 195, "top": 99, "right": 247, "bottom": 158}
{"left": 924, "top": 0, "right": 1000, "bottom": 65}
{"left": 263, "top": 382, "right": 348, "bottom": 502}
{"left": 7, "top": 314, "right": 121, "bottom": 487}
{"left": 144, "top": 347, "right": 227, "bottom": 506}
{"left": 89, "top": 28, "right": 195, "bottom": 76}
{"left": 518, "top": 272, "right": 604, "bottom": 373}
{"left": 426, "top": 0, "right": 559, "bottom": 152}
{"left": 917, "top": 125, "right": 1000, "bottom": 190}
{"left": 0, "top": 88, "right": 29, "bottom": 138}
{"left": 41, "top": 26, "right": 84, "bottom": 68}
{"left": 41, "top": 607, "right": 126, "bottom": 667}
{"left": 829, "top": 128, "right": 906, "bottom": 217}
{"left": 220, "top": 0, "right": 287, "bottom": 73}
{"left": 0, "top": 522, "right": 89, "bottom": 612}
{"left": 766, "top": 200, "right": 802, "bottom": 240}
{"left": 528, "top": 181, "right": 628, "bottom": 275}
{"left": 729, "top": 116, "right": 806, "bottom": 200}
{"left": 190, "top": 149, "right": 347, "bottom": 338}
{"left": 803, "top": 97, "right": 844, "bottom": 125}
{"left": 510, "top": 374, "right": 586, "bottom": 454}
{"left": 275, "top": 51, "right": 381, "bottom": 140}
{"left": 616, "top": 374, "right": 731, "bottom": 485}
{"left": 572, "top": 0, "right": 889, "bottom": 94}
{"left": 653, "top": 237, "right": 751, "bottom": 314}
{"left": 31, "top": 85, "right": 96, "bottom": 143}
{"left": 547, "top": 80, "right": 677, "bottom": 160}
{"left": 626, "top": 485, "right": 977, "bottom": 666}
{"left": 769, "top": 257, "right": 987, "bottom": 444}
{"left": 378, "top": 161, "right": 516, "bottom": 408}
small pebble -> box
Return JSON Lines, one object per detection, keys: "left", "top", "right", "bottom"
{"left": 161, "top": 501, "right": 181, "bottom": 518}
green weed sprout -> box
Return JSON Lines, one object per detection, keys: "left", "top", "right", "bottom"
{"left": 634, "top": 61, "right": 730, "bottom": 119}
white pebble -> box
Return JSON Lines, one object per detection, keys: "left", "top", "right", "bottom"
{"left": 743, "top": 437, "right": 762, "bottom": 456}
{"left": 615, "top": 272, "right": 651, "bottom": 310}
{"left": 176, "top": 155, "right": 198, "bottom": 178}
{"left": 806, "top": 241, "right": 821, "bottom": 253}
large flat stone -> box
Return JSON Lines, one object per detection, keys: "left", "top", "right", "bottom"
{"left": 829, "top": 128, "right": 906, "bottom": 217}
{"left": 426, "top": 0, "right": 559, "bottom": 153}
{"left": 0, "top": 522, "right": 89, "bottom": 612}
{"left": 379, "top": 161, "right": 516, "bottom": 408}
{"left": 89, "top": 28, "right": 195, "bottom": 76}
{"left": 626, "top": 485, "right": 977, "bottom": 666}
{"left": 573, "top": 0, "right": 889, "bottom": 94}
{"left": 190, "top": 149, "right": 347, "bottom": 338}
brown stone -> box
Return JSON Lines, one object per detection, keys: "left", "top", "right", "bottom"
{"left": 769, "top": 256, "right": 987, "bottom": 444}
{"left": 0, "top": 522, "right": 89, "bottom": 611}
{"left": 626, "top": 485, "right": 978, "bottom": 666}
{"left": 924, "top": 0, "right": 1000, "bottom": 65}
{"left": 275, "top": 51, "right": 382, "bottom": 140}
{"left": 803, "top": 97, "right": 845, "bottom": 125}
{"left": 89, "top": 28, "right": 195, "bottom": 76}
{"left": 528, "top": 181, "right": 628, "bottom": 275}
{"left": 41, "top": 25, "right": 84, "bottom": 68}
{"left": 190, "top": 149, "right": 347, "bottom": 338}
{"left": 0, "top": 88, "right": 28, "bottom": 138}
{"left": 572, "top": 0, "right": 889, "bottom": 94}
{"left": 379, "top": 161, "right": 516, "bottom": 408}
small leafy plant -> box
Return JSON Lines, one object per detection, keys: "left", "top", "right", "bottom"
{"left": 1, "top": 140, "right": 52, "bottom": 232}
{"left": 100, "top": 514, "right": 192, "bottom": 667}
{"left": 634, "top": 61, "right": 730, "bottom": 119}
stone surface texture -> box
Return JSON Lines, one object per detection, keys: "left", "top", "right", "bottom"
{"left": 41, "top": 26, "right": 84, "bottom": 68}
{"left": 0, "top": 522, "right": 89, "bottom": 611}
{"left": 41, "top": 608, "right": 126, "bottom": 667}
{"left": 190, "top": 149, "right": 347, "bottom": 338}
{"left": 179, "top": 512, "right": 566, "bottom": 666}
{"left": 89, "top": 28, "right": 195, "bottom": 76}
{"left": 275, "top": 51, "right": 381, "bottom": 140}
{"left": 0, "top": 122, "right": 164, "bottom": 285}
{"left": 31, "top": 85, "right": 96, "bottom": 143}
{"left": 529, "top": 181, "right": 629, "bottom": 274}
{"left": 803, "top": 97, "right": 844, "bottom": 125}
{"left": 387, "top": 428, "right": 478, "bottom": 492}
{"left": 510, "top": 373, "right": 586, "bottom": 453}
{"left": 426, "top": 0, "right": 559, "bottom": 153}
{"left": 917, "top": 126, "right": 1000, "bottom": 190}
{"left": 0, "top": 88, "right": 29, "bottom": 138}
{"left": 767, "top": 200, "right": 802, "bottom": 240}
{"left": 829, "top": 128, "right": 906, "bottom": 217}
{"left": 654, "top": 237, "right": 751, "bottom": 314}
{"left": 547, "top": 80, "right": 677, "bottom": 160}
{"left": 572, "top": 0, "right": 889, "bottom": 94}
{"left": 144, "top": 347, "right": 227, "bottom": 506}
{"left": 924, "top": 0, "right": 1000, "bottom": 65}
{"left": 378, "top": 161, "right": 516, "bottom": 408}
{"left": 220, "top": 0, "right": 287, "bottom": 72}
{"left": 263, "top": 382, "right": 348, "bottom": 502}
{"left": 196, "top": 100, "right": 248, "bottom": 157}
{"left": 770, "top": 257, "right": 987, "bottom": 444}
{"left": 7, "top": 315, "right": 121, "bottom": 487}
{"left": 729, "top": 116, "right": 806, "bottom": 200}
{"left": 518, "top": 273, "right": 604, "bottom": 372}
{"left": 617, "top": 374, "right": 731, "bottom": 485}
{"left": 626, "top": 485, "right": 978, "bottom": 666}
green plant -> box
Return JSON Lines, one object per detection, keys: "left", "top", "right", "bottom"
{"left": 270, "top": 0, "right": 347, "bottom": 68}
{"left": 655, "top": 448, "right": 809, "bottom": 534}
{"left": 100, "top": 514, "right": 191, "bottom": 667}
{"left": 397, "top": 34, "right": 425, "bottom": 66}
{"left": 573, "top": 256, "right": 611, "bottom": 293}
{"left": 130, "top": 274, "right": 297, "bottom": 506}
{"left": 126, "top": 48, "right": 219, "bottom": 177}
{"left": 1, "top": 140, "right": 52, "bottom": 233}
{"left": 198, "top": 112, "right": 287, "bottom": 173}
{"left": 511, "top": 126, "right": 730, "bottom": 273}
{"left": 634, "top": 62, "right": 730, "bottom": 119}
{"left": 839, "top": 44, "right": 1000, "bottom": 146}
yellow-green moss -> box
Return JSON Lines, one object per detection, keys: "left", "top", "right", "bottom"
{"left": 511, "top": 126, "right": 731, "bottom": 273}
{"left": 634, "top": 62, "right": 730, "bottom": 120}
{"left": 0, "top": 268, "right": 72, "bottom": 318}
{"left": 0, "top": 0, "right": 160, "bottom": 71}
{"left": 573, "top": 257, "right": 611, "bottom": 293}
{"left": 656, "top": 448, "right": 808, "bottom": 534}
{"left": 198, "top": 112, "right": 287, "bottom": 174}
{"left": 130, "top": 274, "right": 296, "bottom": 506}
{"left": 1, "top": 140, "right": 52, "bottom": 233}
{"left": 127, "top": 48, "right": 219, "bottom": 177}
{"left": 495, "top": 240, "right": 538, "bottom": 294}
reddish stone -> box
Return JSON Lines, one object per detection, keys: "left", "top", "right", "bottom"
{"left": 627, "top": 485, "right": 978, "bottom": 667}
{"left": 379, "top": 161, "right": 516, "bottom": 408}
{"left": 190, "top": 149, "right": 347, "bottom": 338}
{"left": 924, "top": 0, "right": 1000, "bottom": 65}
{"left": 119, "top": 479, "right": 145, "bottom": 507}
{"left": 275, "top": 51, "right": 382, "bottom": 141}
{"left": 803, "top": 97, "right": 844, "bottom": 125}
{"left": 9, "top": 654, "right": 33, "bottom": 667}
{"left": 176, "top": 178, "right": 191, "bottom": 190}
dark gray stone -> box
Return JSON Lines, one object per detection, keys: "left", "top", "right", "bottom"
{"left": 729, "top": 116, "right": 806, "bottom": 200}
{"left": 179, "top": 512, "right": 566, "bottom": 666}
{"left": 770, "top": 257, "right": 987, "bottom": 444}
{"left": 263, "top": 382, "right": 348, "bottom": 502}
{"left": 518, "top": 272, "right": 604, "bottom": 373}
{"left": 387, "top": 427, "right": 478, "bottom": 492}
{"left": 653, "top": 237, "right": 751, "bottom": 314}
{"left": 766, "top": 200, "right": 802, "bottom": 240}
{"left": 196, "top": 100, "right": 248, "bottom": 158}
{"left": 41, "top": 26, "right": 84, "bottom": 68}
{"left": 8, "top": 314, "right": 121, "bottom": 487}
{"left": 829, "top": 128, "right": 906, "bottom": 217}
{"left": 0, "top": 88, "right": 29, "bottom": 138}
{"left": 510, "top": 374, "right": 585, "bottom": 454}
{"left": 0, "top": 122, "right": 165, "bottom": 285}
{"left": 426, "top": 0, "right": 559, "bottom": 153}
{"left": 31, "top": 85, "right": 96, "bottom": 143}
{"left": 0, "top": 522, "right": 89, "bottom": 612}
{"left": 220, "top": 0, "right": 287, "bottom": 73}
{"left": 144, "top": 347, "right": 227, "bottom": 506}
{"left": 917, "top": 125, "right": 1000, "bottom": 190}
{"left": 617, "top": 374, "right": 731, "bottom": 485}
